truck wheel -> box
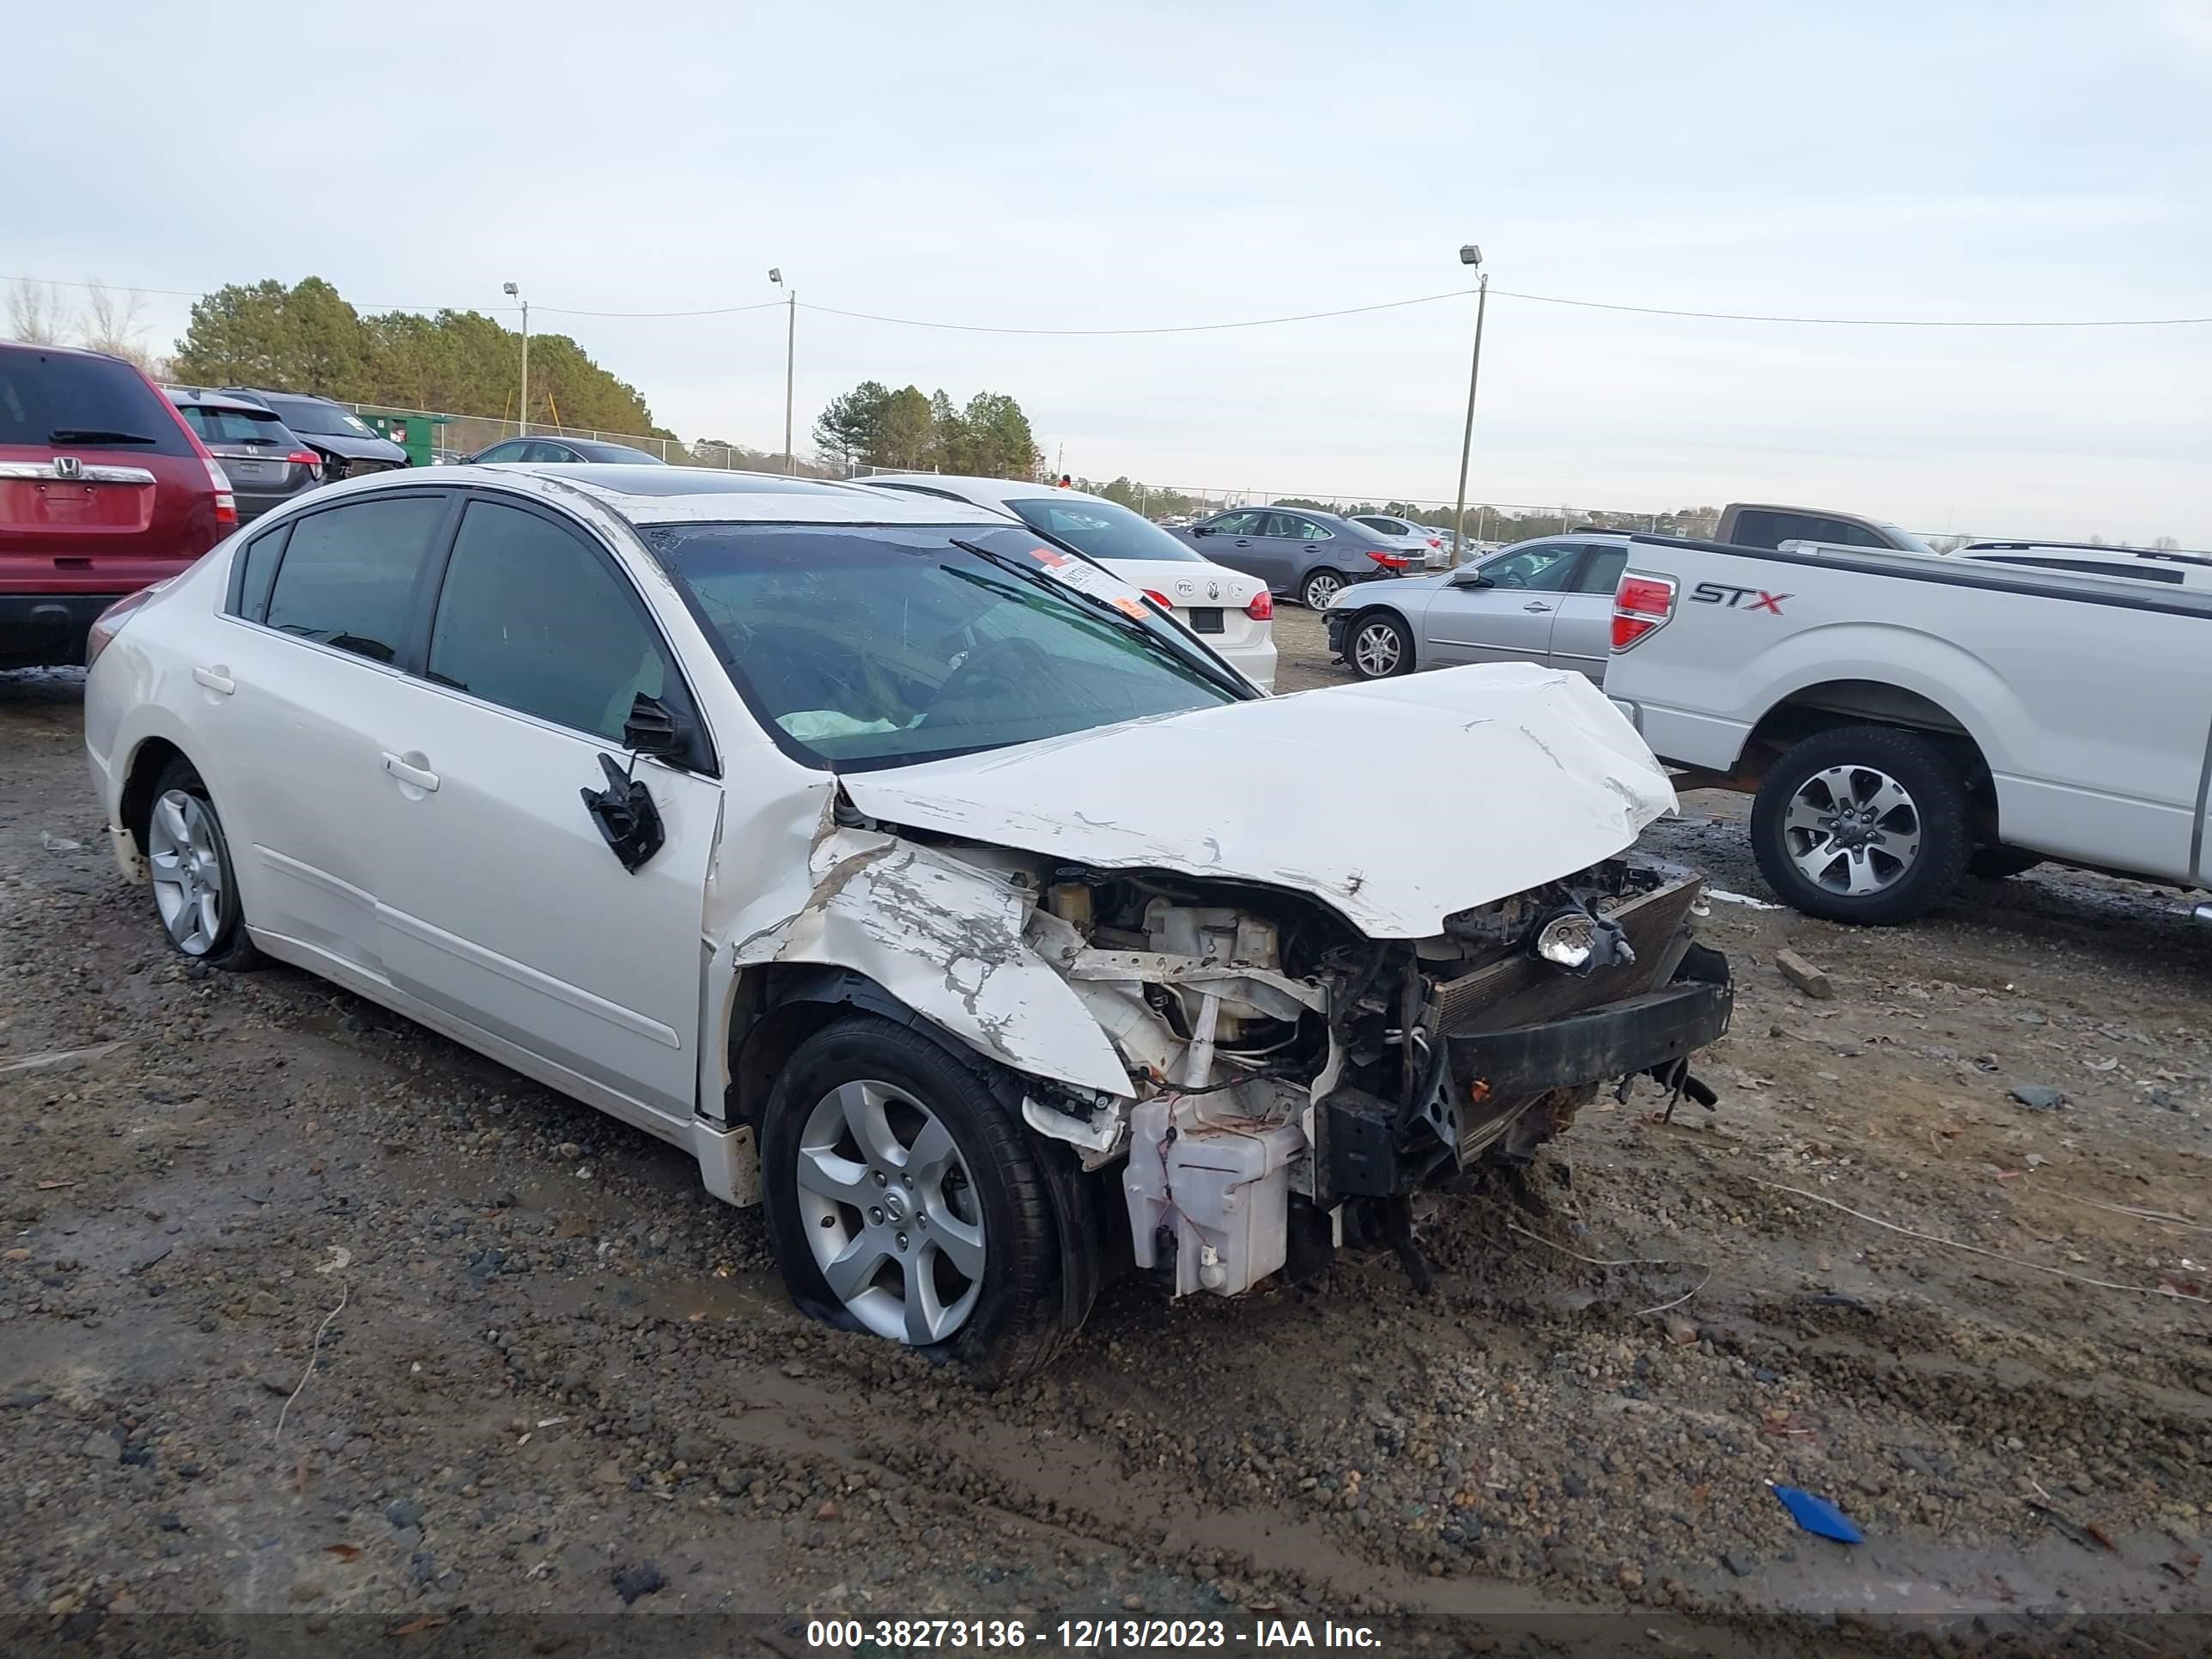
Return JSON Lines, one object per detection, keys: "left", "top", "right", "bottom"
{"left": 1969, "top": 846, "right": 2043, "bottom": 880}
{"left": 759, "top": 1015, "right": 1075, "bottom": 1385}
{"left": 1300, "top": 568, "right": 1345, "bottom": 610}
{"left": 143, "top": 757, "right": 263, "bottom": 969}
{"left": 1346, "top": 612, "right": 1412, "bottom": 679}
{"left": 1751, "top": 726, "right": 1971, "bottom": 925}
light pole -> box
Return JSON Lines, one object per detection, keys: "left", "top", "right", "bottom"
{"left": 769, "top": 268, "right": 795, "bottom": 474}
{"left": 502, "top": 282, "right": 529, "bottom": 437}
{"left": 1449, "top": 245, "right": 1489, "bottom": 566}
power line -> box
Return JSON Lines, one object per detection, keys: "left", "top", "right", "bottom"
{"left": 1487, "top": 289, "right": 2212, "bottom": 328}
{"left": 796, "top": 288, "right": 1480, "bottom": 335}
{"left": 7, "top": 270, "right": 2208, "bottom": 332}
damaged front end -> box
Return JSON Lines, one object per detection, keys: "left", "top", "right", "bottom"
{"left": 1002, "top": 852, "right": 1731, "bottom": 1299}
{"left": 724, "top": 817, "right": 1730, "bottom": 1305}
{"left": 723, "top": 667, "right": 1732, "bottom": 1315}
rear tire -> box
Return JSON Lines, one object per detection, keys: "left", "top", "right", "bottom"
{"left": 1300, "top": 569, "right": 1346, "bottom": 611}
{"left": 143, "top": 757, "right": 263, "bottom": 969}
{"left": 1751, "top": 726, "right": 1971, "bottom": 925}
{"left": 1346, "top": 611, "right": 1413, "bottom": 679}
{"left": 759, "top": 1015, "right": 1079, "bottom": 1386}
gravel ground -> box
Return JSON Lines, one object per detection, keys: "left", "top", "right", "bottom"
{"left": 2, "top": 614, "right": 2207, "bottom": 1653}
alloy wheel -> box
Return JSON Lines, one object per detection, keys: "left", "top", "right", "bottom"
{"left": 1352, "top": 619, "right": 1402, "bottom": 677}
{"left": 1780, "top": 765, "right": 1923, "bottom": 896}
{"left": 147, "top": 789, "right": 226, "bottom": 956}
{"left": 794, "top": 1079, "right": 986, "bottom": 1346}
{"left": 1303, "top": 572, "right": 1343, "bottom": 609}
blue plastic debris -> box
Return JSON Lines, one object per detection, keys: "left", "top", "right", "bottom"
{"left": 1768, "top": 1481, "right": 1863, "bottom": 1545}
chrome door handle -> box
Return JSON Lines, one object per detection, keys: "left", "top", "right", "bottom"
{"left": 1522, "top": 602, "right": 1555, "bottom": 612}
{"left": 381, "top": 752, "right": 441, "bottom": 793}
{"left": 191, "top": 665, "right": 234, "bottom": 695}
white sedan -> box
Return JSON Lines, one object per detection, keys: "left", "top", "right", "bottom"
{"left": 82, "top": 462, "right": 1730, "bottom": 1380}
{"left": 857, "top": 474, "right": 1277, "bottom": 690}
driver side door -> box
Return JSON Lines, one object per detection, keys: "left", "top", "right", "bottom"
{"left": 1420, "top": 540, "right": 1584, "bottom": 667}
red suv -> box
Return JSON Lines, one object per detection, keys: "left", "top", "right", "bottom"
{"left": 1, "top": 342, "right": 235, "bottom": 669}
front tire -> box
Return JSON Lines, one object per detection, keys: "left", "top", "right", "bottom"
{"left": 1300, "top": 568, "right": 1345, "bottom": 611}
{"left": 1346, "top": 611, "right": 1412, "bottom": 679}
{"left": 760, "top": 1015, "right": 1078, "bottom": 1384}
{"left": 1750, "top": 726, "right": 1971, "bottom": 925}
{"left": 143, "top": 757, "right": 262, "bottom": 969}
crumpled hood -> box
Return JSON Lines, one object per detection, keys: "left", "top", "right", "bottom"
{"left": 841, "top": 663, "right": 1675, "bottom": 939}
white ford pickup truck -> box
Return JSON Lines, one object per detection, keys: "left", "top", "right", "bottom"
{"left": 1601, "top": 534, "right": 2212, "bottom": 924}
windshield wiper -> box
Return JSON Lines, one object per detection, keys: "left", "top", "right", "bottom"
{"left": 50, "top": 428, "right": 158, "bottom": 446}
{"left": 948, "top": 539, "right": 1254, "bottom": 700}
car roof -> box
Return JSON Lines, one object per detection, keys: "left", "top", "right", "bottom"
{"left": 222, "top": 386, "right": 336, "bottom": 406}
{"left": 858, "top": 473, "right": 1121, "bottom": 511}
{"left": 164, "top": 386, "right": 276, "bottom": 413}
{"left": 311, "top": 462, "right": 1018, "bottom": 528}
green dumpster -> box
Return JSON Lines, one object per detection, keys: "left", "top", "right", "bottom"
{"left": 358, "top": 410, "right": 452, "bottom": 469}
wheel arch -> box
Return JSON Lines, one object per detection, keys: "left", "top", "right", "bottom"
{"left": 1741, "top": 680, "right": 2000, "bottom": 836}
{"left": 1340, "top": 602, "right": 1416, "bottom": 673}
{"left": 118, "top": 734, "right": 191, "bottom": 866}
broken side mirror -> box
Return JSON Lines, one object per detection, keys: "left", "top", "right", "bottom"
{"left": 580, "top": 753, "right": 665, "bottom": 874}
{"left": 623, "top": 692, "right": 689, "bottom": 763}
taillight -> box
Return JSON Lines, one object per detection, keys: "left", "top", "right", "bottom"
{"left": 85, "top": 585, "right": 161, "bottom": 669}
{"left": 286, "top": 450, "right": 321, "bottom": 468}
{"left": 1611, "top": 572, "right": 1678, "bottom": 651}
{"left": 1366, "top": 550, "right": 1411, "bottom": 569}
{"left": 1142, "top": 589, "right": 1173, "bottom": 611}
{"left": 202, "top": 457, "right": 237, "bottom": 527}
{"left": 1245, "top": 588, "right": 1273, "bottom": 621}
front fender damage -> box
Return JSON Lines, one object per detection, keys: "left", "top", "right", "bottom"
{"left": 726, "top": 826, "right": 1137, "bottom": 1114}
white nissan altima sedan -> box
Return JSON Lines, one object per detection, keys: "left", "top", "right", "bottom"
{"left": 82, "top": 463, "right": 1731, "bottom": 1381}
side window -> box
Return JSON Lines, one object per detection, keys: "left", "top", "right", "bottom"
{"left": 1273, "top": 515, "right": 1332, "bottom": 541}
{"left": 1574, "top": 546, "right": 1628, "bottom": 595}
{"left": 1729, "top": 510, "right": 1784, "bottom": 549}
{"left": 263, "top": 496, "right": 447, "bottom": 663}
{"left": 228, "top": 522, "right": 291, "bottom": 622}
{"left": 1207, "top": 510, "right": 1263, "bottom": 535}
{"left": 426, "top": 500, "right": 677, "bottom": 744}
{"left": 523, "top": 441, "right": 574, "bottom": 463}
{"left": 474, "top": 441, "right": 526, "bottom": 463}
{"left": 1480, "top": 543, "right": 1583, "bottom": 592}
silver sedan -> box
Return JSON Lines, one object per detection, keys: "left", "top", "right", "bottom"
{"left": 1324, "top": 534, "right": 1631, "bottom": 683}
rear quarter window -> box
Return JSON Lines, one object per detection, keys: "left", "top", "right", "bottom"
{"left": 0, "top": 349, "right": 193, "bottom": 456}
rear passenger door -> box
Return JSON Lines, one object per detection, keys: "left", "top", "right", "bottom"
{"left": 1548, "top": 544, "right": 1627, "bottom": 679}
{"left": 210, "top": 490, "right": 458, "bottom": 976}
{"left": 361, "top": 494, "right": 723, "bottom": 1130}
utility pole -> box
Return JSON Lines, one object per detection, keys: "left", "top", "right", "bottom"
{"left": 1449, "top": 246, "right": 1488, "bottom": 568}
{"left": 502, "top": 282, "right": 528, "bottom": 437}
{"left": 769, "top": 269, "right": 795, "bottom": 474}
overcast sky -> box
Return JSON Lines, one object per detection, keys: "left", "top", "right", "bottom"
{"left": 18, "top": 1, "right": 2209, "bottom": 541}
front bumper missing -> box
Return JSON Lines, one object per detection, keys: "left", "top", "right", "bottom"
{"left": 1320, "top": 977, "right": 1733, "bottom": 1197}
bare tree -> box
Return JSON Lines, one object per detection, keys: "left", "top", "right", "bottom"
{"left": 79, "top": 280, "right": 152, "bottom": 368}
{"left": 6, "top": 278, "right": 65, "bottom": 344}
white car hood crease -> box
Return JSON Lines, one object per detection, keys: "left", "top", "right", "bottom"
{"left": 842, "top": 664, "right": 1675, "bottom": 939}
